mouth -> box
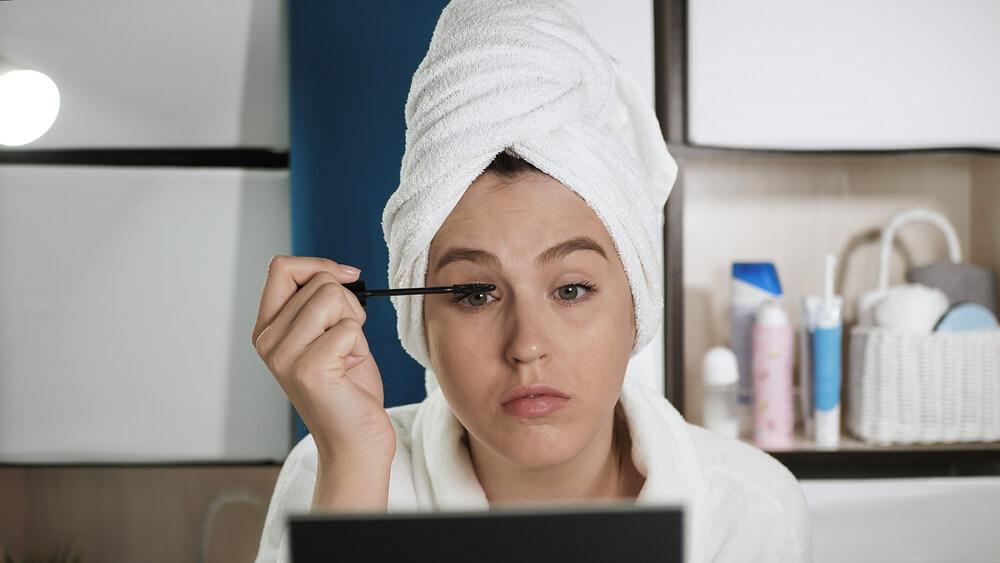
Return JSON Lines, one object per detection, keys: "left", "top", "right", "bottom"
{"left": 500, "top": 384, "right": 571, "bottom": 418}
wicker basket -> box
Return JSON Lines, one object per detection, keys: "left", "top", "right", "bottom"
{"left": 847, "top": 327, "right": 1000, "bottom": 445}
{"left": 847, "top": 208, "right": 1000, "bottom": 445}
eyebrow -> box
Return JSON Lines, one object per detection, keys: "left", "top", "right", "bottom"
{"left": 433, "top": 236, "right": 609, "bottom": 274}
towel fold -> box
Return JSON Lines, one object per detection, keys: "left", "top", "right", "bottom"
{"left": 381, "top": 0, "right": 678, "bottom": 396}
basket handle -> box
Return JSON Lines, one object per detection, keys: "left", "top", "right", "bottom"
{"left": 878, "top": 208, "right": 962, "bottom": 291}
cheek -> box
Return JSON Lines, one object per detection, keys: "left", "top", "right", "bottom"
{"left": 426, "top": 300, "right": 479, "bottom": 363}
{"left": 570, "top": 290, "right": 634, "bottom": 398}
{"left": 571, "top": 290, "right": 634, "bottom": 356}
{"left": 424, "top": 302, "right": 493, "bottom": 401}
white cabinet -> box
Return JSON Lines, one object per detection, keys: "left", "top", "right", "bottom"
{"left": 801, "top": 476, "right": 1000, "bottom": 562}
{"left": 0, "top": 166, "right": 291, "bottom": 462}
{"left": 688, "top": 1, "right": 1000, "bottom": 150}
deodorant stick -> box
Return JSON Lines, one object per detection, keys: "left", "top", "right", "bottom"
{"left": 702, "top": 346, "right": 740, "bottom": 439}
{"left": 752, "top": 300, "right": 795, "bottom": 450}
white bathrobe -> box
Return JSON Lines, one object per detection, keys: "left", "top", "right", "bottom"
{"left": 254, "top": 376, "right": 813, "bottom": 563}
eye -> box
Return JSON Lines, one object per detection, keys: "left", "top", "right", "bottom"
{"left": 457, "top": 291, "right": 492, "bottom": 307}
{"left": 449, "top": 287, "right": 497, "bottom": 310}
{"left": 555, "top": 281, "right": 597, "bottom": 304}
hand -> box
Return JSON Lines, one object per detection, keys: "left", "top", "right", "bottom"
{"left": 251, "top": 256, "right": 395, "bottom": 462}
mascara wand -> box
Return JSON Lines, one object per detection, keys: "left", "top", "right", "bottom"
{"left": 343, "top": 279, "right": 496, "bottom": 307}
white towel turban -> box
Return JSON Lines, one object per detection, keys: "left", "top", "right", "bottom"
{"left": 381, "top": 0, "right": 678, "bottom": 397}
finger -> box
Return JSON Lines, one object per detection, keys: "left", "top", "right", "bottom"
{"left": 271, "top": 282, "right": 365, "bottom": 361}
{"left": 255, "top": 256, "right": 361, "bottom": 340}
{"left": 260, "top": 272, "right": 369, "bottom": 359}
{"left": 339, "top": 283, "right": 368, "bottom": 327}
{"left": 264, "top": 268, "right": 369, "bottom": 354}
{"left": 252, "top": 255, "right": 360, "bottom": 345}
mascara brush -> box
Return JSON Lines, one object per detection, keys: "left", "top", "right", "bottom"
{"left": 343, "top": 279, "right": 495, "bottom": 308}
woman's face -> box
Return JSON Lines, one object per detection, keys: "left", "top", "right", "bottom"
{"left": 424, "top": 168, "right": 636, "bottom": 469}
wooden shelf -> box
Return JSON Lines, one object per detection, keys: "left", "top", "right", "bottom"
{"left": 738, "top": 429, "right": 1000, "bottom": 479}
{"left": 757, "top": 431, "right": 1000, "bottom": 453}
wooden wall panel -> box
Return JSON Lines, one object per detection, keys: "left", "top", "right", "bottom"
{"left": 0, "top": 466, "right": 281, "bottom": 563}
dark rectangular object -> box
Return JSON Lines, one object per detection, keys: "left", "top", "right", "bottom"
{"left": 290, "top": 503, "right": 684, "bottom": 563}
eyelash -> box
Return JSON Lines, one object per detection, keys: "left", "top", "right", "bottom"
{"left": 449, "top": 280, "right": 599, "bottom": 311}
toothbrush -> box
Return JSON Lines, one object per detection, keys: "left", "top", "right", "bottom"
{"left": 823, "top": 254, "right": 837, "bottom": 315}
{"left": 813, "top": 253, "right": 843, "bottom": 449}
{"left": 342, "top": 279, "right": 496, "bottom": 308}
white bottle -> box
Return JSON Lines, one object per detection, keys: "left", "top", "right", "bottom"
{"left": 702, "top": 346, "right": 740, "bottom": 439}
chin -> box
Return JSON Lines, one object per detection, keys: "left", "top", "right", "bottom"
{"left": 493, "top": 426, "right": 581, "bottom": 468}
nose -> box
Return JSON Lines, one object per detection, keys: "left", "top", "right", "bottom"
{"left": 505, "top": 294, "right": 551, "bottom": 365}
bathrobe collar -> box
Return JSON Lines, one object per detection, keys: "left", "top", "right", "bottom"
{"left": 408, "top": 376, "right": 710, "bottom": 562}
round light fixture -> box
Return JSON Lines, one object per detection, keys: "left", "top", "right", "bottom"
{"left": 0, "top": 57, "right": 61, "bottom": 146}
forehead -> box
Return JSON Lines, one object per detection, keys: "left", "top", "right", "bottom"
{"left": 431, "top": 171, "right": 610, "bottom": 248}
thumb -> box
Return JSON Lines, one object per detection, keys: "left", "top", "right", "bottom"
{"left": 344, "top": 353, "right": 366, "bottom": 370}
{"left": 328, "top": 317, "right": 370, "bottom": 370}
{"left": 339, "top": 323, "right": 371, "bottom": 371}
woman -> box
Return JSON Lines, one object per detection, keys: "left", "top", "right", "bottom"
{"left": 253, "top": 1, "right": 812, "bottom": 562}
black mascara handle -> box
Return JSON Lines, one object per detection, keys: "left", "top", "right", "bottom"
{"left": 343, "top": 279, "right": 368, "bottom": 307}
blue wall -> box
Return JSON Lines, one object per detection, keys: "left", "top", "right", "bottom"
{"left": 289, "top": 0, "right": 448, "bottom": 443}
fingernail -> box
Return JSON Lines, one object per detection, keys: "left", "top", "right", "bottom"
{"left": 340, "top": 265, "right": 361, "bottom": 276}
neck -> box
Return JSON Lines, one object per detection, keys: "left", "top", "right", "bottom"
{"left": 467, "top": 401, "right": 645, "bottom": 505}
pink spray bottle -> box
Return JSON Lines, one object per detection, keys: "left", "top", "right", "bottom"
{"left": 752, "top": 299, "right": 795, "bottom": 450}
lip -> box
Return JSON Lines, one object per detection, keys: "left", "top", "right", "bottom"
{"left": 502, "top": 395, "right": 570, "bottom": 418}
{"left": 500, "top": 384, "right": 571, "bottom": 418}
{"left": 500, "top": 384, "right": 570, "bottom": 405}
